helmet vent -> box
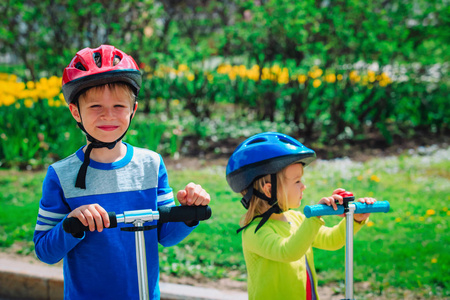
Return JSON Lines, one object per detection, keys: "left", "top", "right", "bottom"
{"left": 278, "top": 136, "right": 295, "bottom": 146}
{"left": 247, "top": 138, "right": 267, "bottom": 145}
{"left": 93, "top": 52, "right": 102, "bottom": 68}
{"left": 75, "top": 62, "right": 87, "bottom": 71}
{"left": 113, "top": 55, "right": 121, "bottom": 66}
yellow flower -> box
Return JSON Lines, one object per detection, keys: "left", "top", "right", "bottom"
{"left": 298, "top": 74, "right": 307, "bottom": 84}
{"left": 247, "top": 68, "right": 260, "bottom": 81}
{"left": 187, "top": 73, "right": 195, "bottom": 81}
{"left": 24, "top": 99, "right": 34, "bottom": 108}
{"left": 443, "top": 207, "right": 448, "bottom": 212}
{"left": 395, "top": 217, "right": 401, "bottom": 223}
{"left": 312, "top": 79, "right": 321, "bottom": 88}
{"left": 357, "top": 175, "right": 363, "bottom": 181}
{"left": 228, "top": 72, "right": 236, "bottom": 81}
{"left": 325, "top": 74, "right": 336, "bottom": 83}
{"left": 426, "top": 209, "right": 435, "bottom": 216}
{"left": 178, "top": 64, "right": 189, "bottom": 72}
{"left": 447, "top": 211, "right": 450, "bottom": 216}
{"left": 237, "top": 65, "right": 247, "bottom": 78}
{"left": 277, "top": 69, "right": 289, "bottom": 84}
{"left": 217, "top": 64, "right": 231, "bottom": 74}
{"left": 26, "top": 81, "right": 35, "bottom": 89}
{"left": 270, "top": 65, "right": 281, "bottom": 75}
{"left": 3, "top": 95, "right": 15, "bottom": 106}
{"left": 431, "top": 258, "right": 437, "bottom": 264}
{"left": 172, "top": 99, "right": 180, "bottom": 106}
{"left": 308, "top": 67, "right": 323, "bottom": 79}
{"left": 349, "top": 70, "right": 358, "bottom": 80}
{"left": 337, "top": 74, "right": 343, "bottom": 81}
{"left": 379, "top": 80, "right": 388, "bottom": 87}
{"left": 405, "top": 211, "right": 411, "bottom": 216}
{"left": 419, "top": 216, "right": 425, "bottom": 221}
{"left": 370, "top": 175, "right": 380, "bottom": 182}
{"left": 367, "top": 221, "right": 374, "bottom": 227}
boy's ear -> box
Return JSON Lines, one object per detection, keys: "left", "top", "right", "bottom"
{"left": 263, "top": 183, "right": 272, "bottom": 198}
{"left": 131, "top": 101, "right": 138, "bottom": 119}
{"left": 69, "top": 103, "right": 81, "bottom": 122}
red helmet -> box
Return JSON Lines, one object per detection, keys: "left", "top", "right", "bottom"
{"left": 62, "top": 45, "right": 142, "bottom": 104}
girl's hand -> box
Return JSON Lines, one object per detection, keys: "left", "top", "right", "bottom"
{"left": 177, "top": 182, "right": 211, "bottom": 206}
{"left": 354, "top": 197, "right": 377, "bottom": 222}
{"left": 67, "top": 203, "right": 110, "bottom": 232}
{"left": 318, "top": 189, "right": 345, "bottom": 212}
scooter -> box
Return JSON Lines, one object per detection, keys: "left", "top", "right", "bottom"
{"left": 63, "top": 205, "right": 212, "bottom": 300}
{"left": 304, "top": 192, "right": 390, "bottom": 300}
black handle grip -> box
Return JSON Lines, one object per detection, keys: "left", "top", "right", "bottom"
{"left": 158, "top": 205, "right": 212, "bottom": 223}
{"left": 62, "top": 206, "right": 212, "bottom": 234}
{"left": 63, "top": 211, "right": 117, "bottom": 234}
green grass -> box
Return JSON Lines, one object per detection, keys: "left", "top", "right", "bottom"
{"left": 0, "top": 169, "right": 45, "bottom": 254}
{"left": 0, "top": 147, "right": 449, "bottom": 298}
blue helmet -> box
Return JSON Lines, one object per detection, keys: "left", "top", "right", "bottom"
{"left": 226, "top": 132, "right": 316, "bottom": 195}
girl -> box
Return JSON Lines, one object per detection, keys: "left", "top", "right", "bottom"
{"left": 226, "top": 132, "right": 375, "bottom": 300}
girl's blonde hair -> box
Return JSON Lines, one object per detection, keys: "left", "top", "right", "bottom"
{"left": 240, "top": 166, "right": 292, "bottom": 227}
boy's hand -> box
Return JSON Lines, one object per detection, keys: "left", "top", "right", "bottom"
{"left": 176, "top": 182, "right": 210, "bottom": 206}
{"left": 67, "top": 204, "right": 110, "bottom": 232}
{"left": 354, "top": 197, "right": 377, "bottom": 222}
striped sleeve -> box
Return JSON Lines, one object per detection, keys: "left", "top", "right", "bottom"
{"left": 33, "top": 166, "right": 81, "bottom": 264}
{"left": 35, "top": 208, "right": 66, "bottom": 231}
{"left": 35, "top": 166, "right": 70, "bottom": 232}
{"left": 155, "top": 155, "right": 197, "bottom": 247}
{"left": 156, "top": 155, "right": 175, "bottom": 207}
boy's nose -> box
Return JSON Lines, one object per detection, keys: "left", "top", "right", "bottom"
{"left": 101, "top": 108, "right": 114, "bottom": 119}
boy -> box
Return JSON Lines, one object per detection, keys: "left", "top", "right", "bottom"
{"left": 33, "top": 45, "right": 210, "bottom": 300}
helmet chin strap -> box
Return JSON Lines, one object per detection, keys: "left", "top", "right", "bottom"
{"left": 74, "top": 101, "right": 136, "bottom": 189}
{"left": 237, "top": 174, "right": 283, "bottom": 234}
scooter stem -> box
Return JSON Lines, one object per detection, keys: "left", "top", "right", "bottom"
{"left": 344, "top": 203, "right": 356, "bottom": 300}
{"left": 135, "top": 220, "right": 150, "bottom": 300}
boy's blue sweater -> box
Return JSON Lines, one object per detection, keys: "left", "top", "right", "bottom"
{"left": 33, "top": 143, "right": 196, "bottom": 300}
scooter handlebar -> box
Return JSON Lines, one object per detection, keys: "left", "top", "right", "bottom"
{"left": 304, "top": 201, "right": 390, "bottom": 218}
{"left": 158, "top": 205, "right": 212, "bottom": 223}
{"left": 63, "top": 205, "right": 212, "bottom": 234}
{"left": 62, "top": 211, "right": 118, "bottom": 234}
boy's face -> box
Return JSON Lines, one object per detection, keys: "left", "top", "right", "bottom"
{"left": 69, "top": 86, "right": 137, "bottom": 143}
{"left": 283, "top": 163, "right": 306, "bottom": 209}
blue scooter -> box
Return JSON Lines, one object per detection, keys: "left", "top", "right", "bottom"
{"left": 63, "top": 205, "right": 212, "bottom": 300}
{"left": 304, "top": 192, "right": 390, "bottom": 300}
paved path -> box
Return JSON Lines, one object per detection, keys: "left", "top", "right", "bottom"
{"left": 0, "top": 255, "right": 247, "bottom": 300}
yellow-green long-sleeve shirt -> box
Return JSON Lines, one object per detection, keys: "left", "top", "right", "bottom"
{"left": 242, "top": 210, "right": 366, "bottom": 300}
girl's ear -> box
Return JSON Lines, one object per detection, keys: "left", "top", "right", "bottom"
{"left": 263, "top": 183, "right": 272, "bottom": 198}
{"left": 69, "top": 103, "right": 81, "bottom": 122}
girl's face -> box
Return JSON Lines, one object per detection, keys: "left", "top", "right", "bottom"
{"left": 69, "top": 86, "right": 136, "bottom": 143}
{"left": 282, "top": 163, "right": 306, "bottom": 209}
